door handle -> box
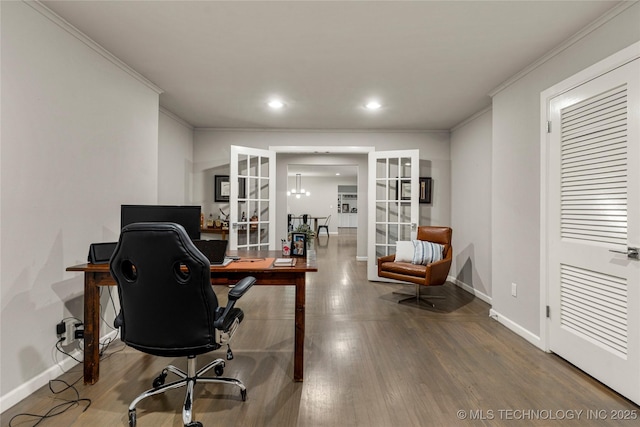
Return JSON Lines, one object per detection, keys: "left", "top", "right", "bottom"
{"left": 609, "top": 247, "right": 640, "bottom": 260}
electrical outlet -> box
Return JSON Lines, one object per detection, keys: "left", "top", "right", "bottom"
{"left": 511, "top": 283, "right": 517, "bottom": 297}
{"left": 56, "top": 318, "right": 77, "bottom": 345}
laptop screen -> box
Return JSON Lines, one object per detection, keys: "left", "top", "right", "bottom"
{"left": 193, "top": 239, "right": 229, "bottom": 265}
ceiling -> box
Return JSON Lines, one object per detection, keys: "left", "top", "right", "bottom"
{"left": 288, "top": 164, "right": 358, "bottom": 179}
{"left": 41, "top": 0, "right": 622, "bottom": 131}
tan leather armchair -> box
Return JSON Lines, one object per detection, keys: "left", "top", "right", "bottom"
{"left": 377, "top": 226, "right": 452, "bottom": 304}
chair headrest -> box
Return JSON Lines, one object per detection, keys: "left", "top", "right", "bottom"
{"left": 416, "top": 226, "right": 452, "bottom": 246}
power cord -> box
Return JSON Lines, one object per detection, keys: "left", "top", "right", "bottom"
{"left": 27, "top": 288, "right": 123, "bottom": 425}
{"left": 98, "top": 286, "right": 125, "bottom": 358}
{"left": 8, "top": 377, "right": 91, "bottom": 426}
{"left": 55, "top": 337, "right": 82, "bottom": 363}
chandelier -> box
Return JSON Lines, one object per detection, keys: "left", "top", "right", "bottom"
{"left": 288, "top": 173, "right": 310, "bottom": 198}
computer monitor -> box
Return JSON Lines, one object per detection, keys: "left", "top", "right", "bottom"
{"left": 120, "top": 205, "right": 201, "bottom": 240}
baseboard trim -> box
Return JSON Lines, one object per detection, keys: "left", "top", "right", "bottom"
{"left": 0, "top": 329, "right": 119, "bottom": 412}
{"left": 488, "top": 308, "right": 543, "bottom": 350}
{"left": 449, "top": 276, "right": 492, "bottom": 305}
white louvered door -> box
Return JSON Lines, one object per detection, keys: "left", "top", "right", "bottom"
{"left": 547, "top": 58, "right": 640, "bottom": 404}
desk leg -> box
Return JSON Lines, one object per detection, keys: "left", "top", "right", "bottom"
{"left": 294, "top": 274, "right": 305, "bottom": 382}
{"left": 83, "top": 272, "right": 100, "bottom": 384}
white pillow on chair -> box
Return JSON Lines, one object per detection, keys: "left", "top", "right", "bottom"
{"left": 394, "top": 241, "right": 415, "bottom": 263}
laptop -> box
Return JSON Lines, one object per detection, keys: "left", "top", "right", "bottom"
{"left": 193, "top": 239, "right": 233, "bottom": 266}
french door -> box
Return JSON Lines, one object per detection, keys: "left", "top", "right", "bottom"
{"left": 367, "top": 150, "right": 419, "bottom": 281}
{"left": 546, "top": 57, "right": 640, "bottom": 403}
{"left": 229, "top": 146, "right": 276, "bottom": 250}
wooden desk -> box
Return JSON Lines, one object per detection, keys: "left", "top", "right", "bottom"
{"left": 66, "top": 251, "right": 317, "bottom": 385}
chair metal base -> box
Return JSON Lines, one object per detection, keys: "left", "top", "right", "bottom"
{"left": 127, "top": 356, "right": 246, "bottom": 427}
{"left": 393, "top": 283, "right": 445, "bottom": 307}
{"left": 317, "top": 225, "right": 329, "bottom": 236}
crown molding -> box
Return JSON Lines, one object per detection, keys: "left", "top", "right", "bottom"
{"left": 489, "top": 1, "right": 638, "bottom": 97}
{"left": 159, "top": 107, "right": 194, "bottom": 130}
{"left": 194, "top": 127, "right": 450, "bottom": 134}
{"left": 26, "top": 1, "right": 163, "bottom": 95}
{"left": 450, "top": 105, "right": 492, "bottom": 133}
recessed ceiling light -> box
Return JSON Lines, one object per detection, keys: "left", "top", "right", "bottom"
{"left": 365, "top": 100, "right": 381, "bottom": 110}
{"left": 268, "top": 99, "right": 285, "bottom": 109}
{"left": 336, "top": 172, "right": 341, "bottom": 176}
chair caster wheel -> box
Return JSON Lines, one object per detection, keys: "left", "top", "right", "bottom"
{"left": 128, "top": 409, "right": 137, "bottom": 427}
{"left": 241, "top": 389, "right": 247, "bottom": 401}
{"left": 185, "top": 422, "right": 203, "bottom": 427}
{"left": 214, "top": 365, "right": 224, "bottom": 376}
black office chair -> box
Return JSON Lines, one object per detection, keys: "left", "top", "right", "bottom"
{"left": 110, "top": 222, "right": 255, "bottom": 427}
{"left": 317, "top": 215, "right": 331, "bottom": 236}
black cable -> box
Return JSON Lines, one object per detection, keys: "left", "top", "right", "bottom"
{"left": 99, "top": 287, "right": 117, "bottom": 332}
{"left": 97, "top": 286, "right": 125, "bottom": 358}
{"left": 25, "top": 291, "right": 121, "bottom": 426}
{"left": 8, "top": 378, "right": 90, "bottom": 427}
{"left": 55, "top": 338, "right": 82, "bottom": 363}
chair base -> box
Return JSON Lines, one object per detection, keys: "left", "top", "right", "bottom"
{"left": 393, "top": 283, "right": 445, "bottom": 307}
{"left": 127, "top": 356, "right": 246, "bottom": 427}
{"left": 393, "top": 291, "right": 445, "bottom": 307}
{"left": 317, "top": 225, "right": 329, "bottom": 236}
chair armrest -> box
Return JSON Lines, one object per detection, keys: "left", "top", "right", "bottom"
{"left": 426, "top": 257, "right": 452, "bottom": 285}
{"left": 214, "top": 276, "right": 256, "bottom": 330}
{"left": 378, "top": 254, "right": 396, "bottom": 263}
{"left": 228, "top": 276, "right": 256, "bottom": 301}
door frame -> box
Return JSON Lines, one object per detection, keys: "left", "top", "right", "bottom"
{"left": 539, "top": 41, "right": 640, "bottom": 351}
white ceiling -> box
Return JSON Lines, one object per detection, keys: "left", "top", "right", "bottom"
{"left": 288, "top": 164, "right": 358, "bottom": 179}
{"left": 41, "top": 0, "right": 622, "bottom": 131}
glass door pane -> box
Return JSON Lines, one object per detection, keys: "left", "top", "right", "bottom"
{"left": 230, "top": 146, "right": 275, "bottom": 250}
{"left": 368, "top": 150, "right": 419, "bottom": 281}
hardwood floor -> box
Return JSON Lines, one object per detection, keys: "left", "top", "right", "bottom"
{"left": 3, "top": 229, "right": 638, "bottom": 426}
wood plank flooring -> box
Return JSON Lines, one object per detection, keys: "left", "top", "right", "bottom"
{"left": 3, "top": 229, "right": 638, "bottom": 426}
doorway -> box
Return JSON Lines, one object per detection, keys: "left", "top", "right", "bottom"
{"left": 286, "top": 164, "right": 358, "bottom": 236}
{"left": 274, "top": 151, "right": 370, "bottom": 260}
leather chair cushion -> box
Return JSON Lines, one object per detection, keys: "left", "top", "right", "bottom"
{"left": 379, "top": 261, "right": 426, "bottom": 277}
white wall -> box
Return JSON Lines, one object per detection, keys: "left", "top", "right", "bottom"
{"left": 450, "top": 109, "right": 492, "bottom": 302}
{"left": 193, "top": 130, "right": 451, "bottom": 258}
{"left": 490, "top": 3, "right": 640, "bottom": 344}
{"left": 158, "top": 109, "right": 194, "bottom": 204}
{"left": 0, "top": 2, "right": 161, "bottom": 409}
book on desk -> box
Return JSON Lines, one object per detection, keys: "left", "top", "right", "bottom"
{"left": 273, "top": 258, "right": 295, "bottom": 267}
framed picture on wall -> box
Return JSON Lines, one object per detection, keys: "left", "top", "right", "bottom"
{"left": 215, "top": 175, "right": 246, "bottom": 202}
{"left": 291, "top": 232, "right": 307, "bottom": 257}
{"left": 419, "top": 177, "right": 432, "bottom": 204}
{"left": 395, "top": 179, "right": 412, "bottom": 201}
